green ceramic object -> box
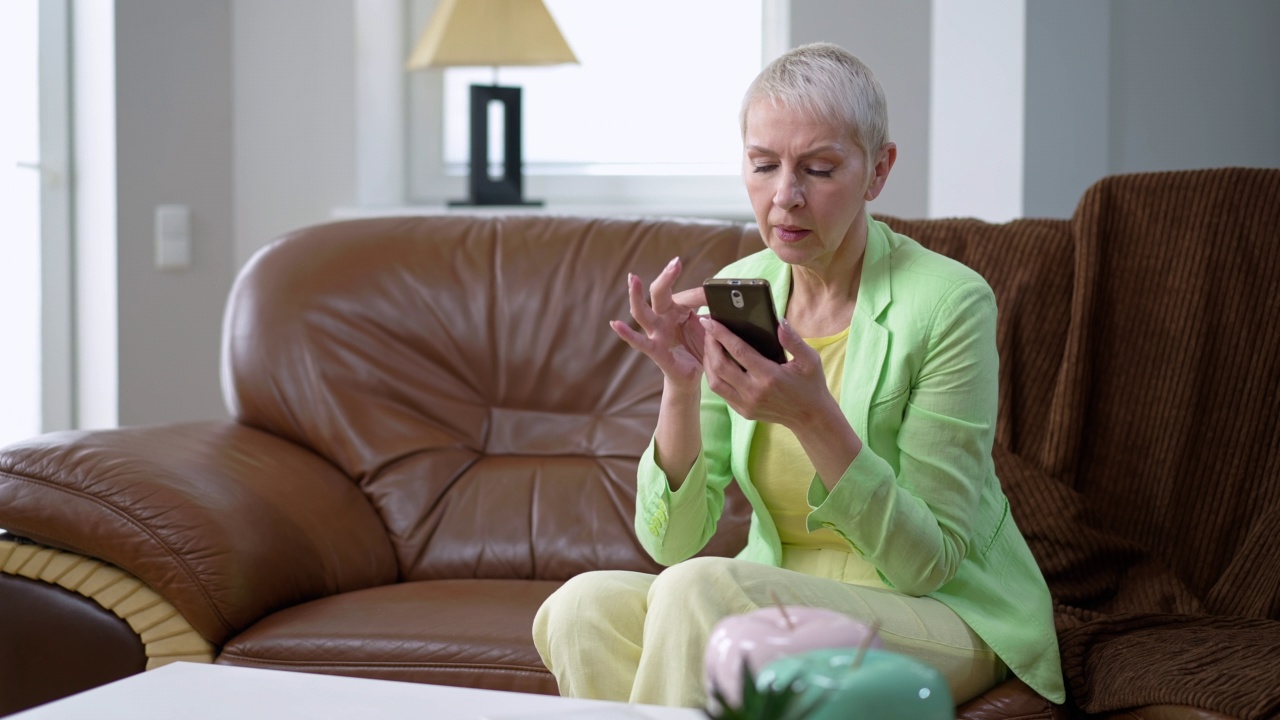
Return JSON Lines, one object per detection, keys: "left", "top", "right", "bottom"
{"left": 705, "top": 661, "right": 817, "bottom": 720}
{"left": 755, "top": 648, "right": 953, "bottom": 720}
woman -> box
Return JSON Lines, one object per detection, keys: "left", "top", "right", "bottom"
{"left": 533, "top": 42, "right": 1065, "bottom": 709}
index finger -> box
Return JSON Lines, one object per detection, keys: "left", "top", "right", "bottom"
{"left": 701, "top": 316, "right": 776, "bottom": 375}
{"left": 649, "top": 257, "right": 682, "bottom": 315}
{"left": 672, "top": 286, "right": 706, "bottom": 310}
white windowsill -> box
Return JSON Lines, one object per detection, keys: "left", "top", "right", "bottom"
{"left": 331, "top": 203, "right": 756, "bottom": 223}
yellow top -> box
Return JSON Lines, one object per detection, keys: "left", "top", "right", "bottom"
{"left": 749, "top": 327, "right": 853, "bottom": 551}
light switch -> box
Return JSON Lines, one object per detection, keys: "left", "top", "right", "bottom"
{"left": 155, "top": 204, "right": 191, "bottom": 270}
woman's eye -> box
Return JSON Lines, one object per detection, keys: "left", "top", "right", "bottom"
{"left": 807, "top": 168, "right": 833, "bottom": 178}
{"left": 752, "top": 164, "right": 777, "bottom": 174}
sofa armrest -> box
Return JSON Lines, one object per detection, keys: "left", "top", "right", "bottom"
{"left": 0, "top": 421, "right": 398, "bottom": 645}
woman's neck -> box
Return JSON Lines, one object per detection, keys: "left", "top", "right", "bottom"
{"left": 785, "top": 225, "right": 867, "bottom": 338}
{"left": 787, "top": 267, "right": 861, "bottom": 338}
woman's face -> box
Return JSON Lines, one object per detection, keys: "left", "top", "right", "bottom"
{"left": 742, "top": 99, "right": 888, "bottom": 273}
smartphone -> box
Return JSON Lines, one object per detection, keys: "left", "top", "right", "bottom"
{"left": 703, "top": 278, "right": 787, "bottom": 364}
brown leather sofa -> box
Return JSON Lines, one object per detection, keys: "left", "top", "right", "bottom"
{"left": 3, "top": 168, "right": 1276, "bottom": 719}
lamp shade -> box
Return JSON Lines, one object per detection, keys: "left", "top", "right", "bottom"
{"left": 406, "top": 0, "right": 578, "bottom": 69}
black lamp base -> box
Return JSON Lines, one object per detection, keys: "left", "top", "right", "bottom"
{"left": 446, "top": 198, "right": 544, "bottom": 208}
{"left": 458, "top": 84, "right": 541, "bottom": 207}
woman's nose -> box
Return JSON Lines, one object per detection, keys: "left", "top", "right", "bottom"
{"left": 774, "top": 173, "right": 804, "bottom": 209}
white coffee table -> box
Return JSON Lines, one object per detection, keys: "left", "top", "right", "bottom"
{"left": 12, "top": 662, "right": 706, "bottom": 719}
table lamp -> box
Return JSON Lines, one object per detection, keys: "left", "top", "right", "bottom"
{"left": 406, "top": 0, "right": 578, "bottom": 206}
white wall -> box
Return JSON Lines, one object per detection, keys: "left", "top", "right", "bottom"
{"left": 73, "top": 0, "right": 118, "bottom": 429}
{"left": 928, "top": 2, "right": 1025, "bottom": 222}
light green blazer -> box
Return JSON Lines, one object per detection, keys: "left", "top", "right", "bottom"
{"left": 634, "top": 216, "right": 1066, "bottom": 703}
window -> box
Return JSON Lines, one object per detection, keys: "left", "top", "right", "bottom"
{"left": 0, "top": 1, "right": 43, "bottom": 447}
{"left": 0, "top": 0, "right": 73, "bottom": 448}
{"left": 442, "top": 0, "right": 763, "bottom": 176}
{"left": 389, "top": 0, "right": 786, "bottom": 213}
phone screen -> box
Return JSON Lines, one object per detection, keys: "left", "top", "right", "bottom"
{"left": 703, "top": 278, "right": 787, "bottom": 364}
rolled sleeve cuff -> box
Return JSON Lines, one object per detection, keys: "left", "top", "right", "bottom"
{"left": 636, "top": 440, "right": 711, "bottom": 547}
{"left": 805, "top": 446, "right": 895, "bottom": 535}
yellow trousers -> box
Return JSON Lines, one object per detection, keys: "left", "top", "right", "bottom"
{"left": 532, "top": 550, "right": 1007, "bottom": 708}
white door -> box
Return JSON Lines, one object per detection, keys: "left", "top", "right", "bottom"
{"left": 0, "top": 1, "right": 43, "bottom": 448}
{"left": 0, "top": 0, "right": 72, "bottom": 449}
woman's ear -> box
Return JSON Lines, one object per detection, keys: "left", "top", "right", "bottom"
{"left": 864, "top": 142, "right": 898, "bottom": 201}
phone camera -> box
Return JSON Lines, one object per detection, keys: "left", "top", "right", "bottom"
{"left": 730, "top": 289, "right": 745, "bottom": 309}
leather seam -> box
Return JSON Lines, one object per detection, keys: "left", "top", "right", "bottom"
{"left": 0, "top": 469, "right": 234, "bottom": 637}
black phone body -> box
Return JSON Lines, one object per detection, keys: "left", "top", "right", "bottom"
{"left": 703, "top": 278, "right": 787, "bottom": 364}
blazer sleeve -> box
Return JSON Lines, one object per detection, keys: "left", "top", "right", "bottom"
{"left": 634, "top": 384, "right": 737, "bottom": 566}
{"left": 806, "top": 280, "right": 999, "bottom": 596}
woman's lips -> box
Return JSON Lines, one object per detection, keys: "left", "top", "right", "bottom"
{"left": 774, "top": 225, "right": 810, "bottom": 242}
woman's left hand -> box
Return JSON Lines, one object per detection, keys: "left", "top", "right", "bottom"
{"left": 701, "top": 316, "right": 864, "bottom": 487}
{"left": 699, "top": 316, "right": 833, "bottom": 429}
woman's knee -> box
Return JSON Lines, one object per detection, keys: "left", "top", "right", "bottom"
{"left": 648, "top": 557, "right": 756, "bottom": 614}
{"left": 536, "top": 570, "right": 653, "bottom": 639}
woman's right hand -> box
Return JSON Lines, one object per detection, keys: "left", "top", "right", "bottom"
{"left": 610, "top": 257, "right": 707, "bottom": 389}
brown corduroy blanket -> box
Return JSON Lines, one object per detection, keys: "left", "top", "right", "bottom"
{"left": 891, "top": 168, "right": 1280, "bottom": 718}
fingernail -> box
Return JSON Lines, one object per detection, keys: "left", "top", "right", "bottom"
{"left": 667, "top": 256, "right": 679, "bottom": 268}
{"left": 699, "top": 317, "right": 712, "bottom": 330}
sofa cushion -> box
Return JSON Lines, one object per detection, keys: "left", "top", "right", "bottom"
{"left": 955, "top": 677, "right": 1068, "bottom": 720}
{"left": 215, "top": 579, "right": 562, "bottom": 695}
{"left": 222, "top": 576, "right": 1069, "bottom": 718}
{"left": 223, "top": 216, "right": 758, "bottom": 582}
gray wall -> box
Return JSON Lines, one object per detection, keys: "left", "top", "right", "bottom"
{"left": 795, "top": 0, "right": 1280, "bottom": 220}
{"left": 105, "top": 0, "right": 356, "bottom": 427}
{"left": 1025, "top": 0, "right": 1280, "bottom": 218}
{"left": 790, "top": 0, "right": 933, "bottom": 219}
{"left": 232, "top": 0, "right": 356, "bottom": 270}
{"left": 113, "top": 0, "right": 235, "bottom": 425}
{"left": 99, "top": 0, "right": 1280, "bottom": 427}
{"left": 1024, "top": 1, "right": 1112, "bottom": 219}
{"left": 1109, "top": 0, "right": 1280, "bottom": 175}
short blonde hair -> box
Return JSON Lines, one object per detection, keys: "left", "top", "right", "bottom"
{"left": 740, "top": 43, "right": 890, "bottom": 160}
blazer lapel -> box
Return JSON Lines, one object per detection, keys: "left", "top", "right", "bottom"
{"left": 839, "top": 217, "right": 892, "bottom": 441}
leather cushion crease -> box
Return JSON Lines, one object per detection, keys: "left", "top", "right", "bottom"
{"left": 215, "top": 580, "right": 562, "bottom": 695}
{"left": 220, "top": 215, "right": 761, "bottom": 582}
